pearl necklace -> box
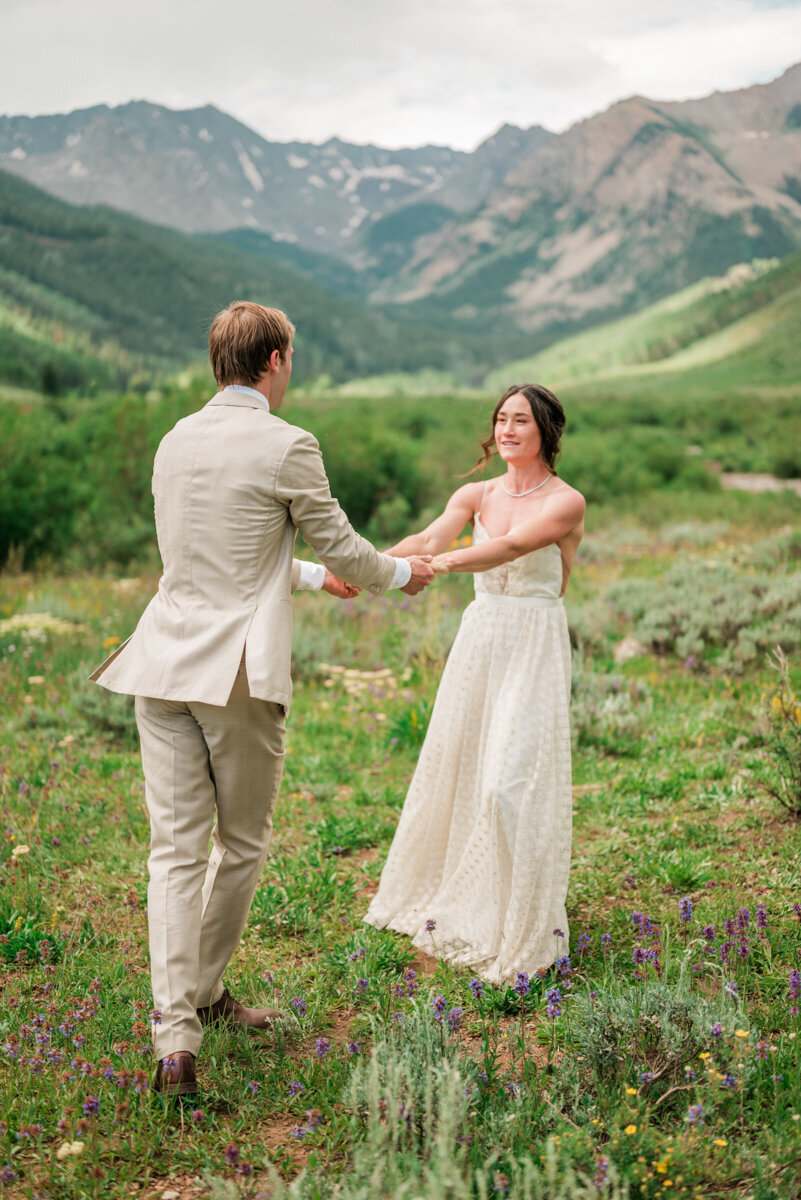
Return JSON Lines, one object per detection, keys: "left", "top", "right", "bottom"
{"left": 501, "top": 473, "right": 553, "bottom": 498}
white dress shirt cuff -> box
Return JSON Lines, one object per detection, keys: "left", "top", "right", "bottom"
{"left": 296, "top": 561, "right": 326, "bottom": 591}
{"left": 390, "top": 558, "right": 412, "bottom": 590}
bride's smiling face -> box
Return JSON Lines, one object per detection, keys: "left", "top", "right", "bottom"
{"left": 494, "top": 393, "right": 543, "bottom": 464}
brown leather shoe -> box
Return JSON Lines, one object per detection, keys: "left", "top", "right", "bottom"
{"left": 154, "top": 1051, "right": 198, "bottom": 1097}
{"left": 197, "top": 988, "right": 281, "bottom": 1031}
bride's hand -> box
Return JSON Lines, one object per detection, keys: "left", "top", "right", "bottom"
{"left": 322, "top": 571, "right": 360, "bottom": 599}
{"left": 432, "top": 554, "right": 452, "bottom": 576}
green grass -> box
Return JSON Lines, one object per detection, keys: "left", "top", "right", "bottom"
{"left": 1, "top": 497, "right": 801, "bottom": 1197}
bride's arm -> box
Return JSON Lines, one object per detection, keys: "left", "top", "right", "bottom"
{"left": 386, "top": 483, "right": 482, "bottom": 557}
{"left": 432, "top": 490, "right": 585, "bottom": 574}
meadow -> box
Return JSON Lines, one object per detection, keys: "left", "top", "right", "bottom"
{"left": 1, "top": 482, "right": 801, "bottom": 1198}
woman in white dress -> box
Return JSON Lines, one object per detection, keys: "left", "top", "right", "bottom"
{"left": 364, "top": 384, "right": 585, "bottom": 983}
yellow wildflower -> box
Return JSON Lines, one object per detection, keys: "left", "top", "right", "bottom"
{"left": 625, "top": 1087, "right": 638, "bottom": 1095}
{"left": 655, "top": 1161, "right": 669, "bottom": 1174}
{"left": 698, "top": 1051, "right": 711, "bottom": 1059}
{"left": 734, "top": 1030, "right": 749, "bottom": 1038}
{"left": 713, "top": 1139, "right": 728, "bottom": 1148}
{"left": 625, "top": 1124, "right": 638, "bottom": 1135}
{"left": 102, "top": 636, "right": 121, "bottom": 649}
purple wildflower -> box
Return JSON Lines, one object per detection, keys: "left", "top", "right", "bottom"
{"left": 679, "top": 897, "right": 693, "bottom": 923}
{"left": 349, "top": 948, "right": 367, "bottom": 961}
{"left": 82, "top": 1096, "right": 99, "bottom": 1116}
{"left": 577, "top": 933, "right": 591, "bottom": 956}
{"left": 756, "top": 904, "right": 768, "bottom": 932}
{"left": 315, "top": 1037, "right": 330, "bottom": 1058}
{"left": 702, "top": 925, "right": 715, "bottom": 943}
{"left": 593, "top": 1156, "right": 609, "bottom": 1192}
{"left": 432, "top": 994, "right": 447, "bottom": 1022}
{"left": 789, "top": 968, "right": 801, "bottom": 1015}
{"left": 720, "top": 1074, "right": 737, "bottom": 1088}
{"left": 601, "top": 932, "right": 612, "bottom": 952}
{"left": 346, "top": 1041, "right": 361, "bottom": 1055}
{"left": 737, "top": 908, "right": 750, "bottom": 931}
{"left": 514, "top": 972, "right": 531, "bottom": 997}
{"left": 191, "top": 1109, "right": 206, "bottom": 1123}
{"left": 556, "top": 955, "right": 573, "bottom": 978}
{"left": 290, "top": 996, "right": 307, "bottom": 1016}
{"left": 224, "top": 1144, "right": 240, "bottom": 1166}
{"left": 469, "top": 977, "right": 484, "bottom": 1000}
{"left": 247, "top": 1080, "right": 259, "bottom": 1093}
{"left": 447, "top": 1006, "right": 463, "bottom": 1032}
{"left": 288, "top": 1080, "right": 305, "bottom": 1096}
{"left": 724, "top": 980, "right": 739, "bottom": 1001}
{"left": 710, "top": 1023, "right": 723, "bottom": 1038}
{"left": 355, "top": 977, "right": 369, "bottom": 993}
{"left": 686, "top": 1104, "right": 705, "bottom": 1126}
{"left": 425, "top": 919, "right": 437, "bottom": 933}
{"left": 546, "top": 987, "right": 562, "bottom": 1019}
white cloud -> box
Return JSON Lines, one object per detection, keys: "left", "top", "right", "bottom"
{"left": 1, "top": 0, "right": 799, "bottom": 148}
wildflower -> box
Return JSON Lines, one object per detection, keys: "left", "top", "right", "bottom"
{"left": 714, "top": 1138, "right": 728, "bottom": 1147}
{"left": 737, "top": 907, "right": 750, "bottom": 931}
{"left": 82, "top": 1096, "right": 99, "bottom": 1116}
{"left": 593, "top": 1156, "right": 609, "bottom": 1192}
{"left": 447, "top": 1006, "right": 463, "bottom": 1032}
{"left": 514, "top": 972, "right": 531, "bottom": 997}
{"left": 290, "top": 996, "right": 307, "bottom": 1016}
{"left": 355, "top": 977, "right": 369, "bottom": 993}
{"left": 720, "top": 1074, "right": 737, "bottom": 1088}
{"left": 632, "top": 947, "right": 647, "bottom": 965}
{"left": 679, "top": 897, "right": 693, "bottom": 923}
{"left": 290, "top": 1126, "right": 307, "bottom": 1139}
{"left": 224, "top": 1144, "right": 240, "bottom": 1166}
{"left": 288, "top": 1080, "right": 305, "bottom": 1096}
{"left": 710, "top": 1023, "right": 723, "bottom": 1038}
{"left": 601, "top": 932, "right": 612, "bottom": 952}
{"left": 686, "top": 1104, "right": 705, "bottom": 1126}
{"left": 577, "top": 933, "right": 591, "bottom": 955}
{"left": 756, "top": 903, "right": 768, "bottom": 932}
{"left": 432, "top": 994, "right": 447, "bottom": 1022}
{"left": 305, "top": 1108, "right": 323, "bottom": 1130}
{"left": 505, "top": 1081, "right": 521, "bottom": 1096}
{"left": 793, "top": 904, "right": 801, "bottom": 923}
{"left": 723, "top": 980, "right": 738, "bottom": 1001}
{"left": 624, "top": 1124, "right": 637, "bottom": 1135}
{"left": 348, "top": 948, "right": 367, "bottom": 961}
{"left": 346, "top": 1041, "right": 361, "bottom": 1055}
{"left": 425, "top": 919, "right": 437, "bottom": 933}
{"left": 756, "top": 1040, "right": 770, "bottom": 1060}
{"left": 150, "top": 1008, "right": 162, "bottom": 1025}
{"left": 734, "top": 1029, "right": 749, "bottom": 1039}
{"left": 236, "top": 1162, "right": 253, "bottom": 1177}
{"left": 546, "top": 987, "right": 562, "bottom": 1019}
{"left": 403, "top": 967, "right": 418, "bottom": 995}
{"left": 0, "top": 1167, "right": 16, "bottom": 1182}
{"left": 247, "top": 1080, "right": 259, "bottom": 1093}
{"left": 702, "top": 925, "right": 715, "bottom": 942}
{"left": 469, "top": 977, "right": 484, "bottom": 1000}
{"left": 553, "top": 928, "right": 564, "bottom": 939}
{"left": 191, "top": 1109, "right": 206, "bottom": 1123}
{"left": 556, "top": 955, "right": 573, "bottom": 978}
{"left": 391, "top": 1010, "right": 404, "bottom": 1023}
{"left": 737, "top": 939, "right": 750, "bottom": 959}
{"left": 314, "top": 1037, "right": 330, "bottom": 1058}
{"left": 625, "top": 1087, "right": 637, "bottom": 1095}
{"left": 493, "top": 1173, "right": 510, "bottom": 1194}
{"left": 630, "top": 911, "right": 645, "bottom": 933}
{"left": 789, "top": 968, "right": 801, "bottom": 1015}
{"left": 639, "top": 1071, "right": 653, "bottom": 1084}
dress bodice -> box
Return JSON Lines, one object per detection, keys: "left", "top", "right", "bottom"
{"left": 472, "top": 514, "right": 564, "bottom": 599}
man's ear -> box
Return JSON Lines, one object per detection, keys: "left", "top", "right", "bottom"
{"left": 268, "top": 349, "right": 282, "bottom": 373}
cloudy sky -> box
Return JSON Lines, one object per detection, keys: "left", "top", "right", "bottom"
{"left": 3, "top": 0, "right": 801, "bottom": 149}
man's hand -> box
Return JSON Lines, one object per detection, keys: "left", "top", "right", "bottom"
{"left": 400, "top": 555, "right": 435, "bottom": 596}
{"left": 322, "top": 570, "right": 360, "bottom": 599}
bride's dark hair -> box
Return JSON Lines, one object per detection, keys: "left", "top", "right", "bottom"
{"left": 466, "top": 383, "right": 566, "bottom": 475}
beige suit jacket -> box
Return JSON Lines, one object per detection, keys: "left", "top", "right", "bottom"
{"left": 90, "top": 390, "right": 397, "bottom": 708}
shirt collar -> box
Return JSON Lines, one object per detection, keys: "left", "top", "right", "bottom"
{"left": 224, "top": 384, "right": 270, "bottom": 410}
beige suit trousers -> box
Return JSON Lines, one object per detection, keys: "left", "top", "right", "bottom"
{"left": 135, "top": 661, "right": 285, "bottom": 1059}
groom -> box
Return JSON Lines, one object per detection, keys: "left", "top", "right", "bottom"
{"left": 91, "top": 301, "right": 434, "bottom": 1095}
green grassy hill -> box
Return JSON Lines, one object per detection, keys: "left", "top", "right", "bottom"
{"left": 485, "top": 251, "right": 801, "bottom": 392}
{"left": 0, "top": 169, "right": 497, "bottom": 393}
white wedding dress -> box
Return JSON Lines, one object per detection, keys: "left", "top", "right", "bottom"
{"left": 364, "top": 510, "right": 573, "bottom": 983}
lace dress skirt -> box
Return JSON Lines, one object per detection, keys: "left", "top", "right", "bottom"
{"left": 364, "top": 565, "right": 573, "bottom": 983}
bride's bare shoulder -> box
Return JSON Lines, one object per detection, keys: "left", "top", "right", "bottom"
{"left": 549, "top": 478, "right": 586, "bottom": 517}
{"left": 447, "top": 480, "right": 485, "bottom": 511}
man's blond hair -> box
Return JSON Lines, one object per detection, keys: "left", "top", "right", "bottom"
{"left": 209, "top": 301, "right": 295, "bottom": 388}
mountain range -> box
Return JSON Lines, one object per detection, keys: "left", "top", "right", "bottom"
{"left": 1, "top": 63, "right": 801, "bottom": 371}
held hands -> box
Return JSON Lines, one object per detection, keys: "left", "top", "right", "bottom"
{"left": 322, "top": 570, "right": 361, "bottom": 599}
{"left": 401, "top": 555, "right": 436, "bottom": 596}
{"left": 432, "top": 554, "right": 452, "bottom": 575}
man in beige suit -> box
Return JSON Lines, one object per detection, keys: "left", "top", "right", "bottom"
{"left": 91, "top": 301, "right": 434, "bottom": 1095}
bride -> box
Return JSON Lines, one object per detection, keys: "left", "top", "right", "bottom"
{"left": 365, "top": 383, "right": 585, "bottom": 983}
